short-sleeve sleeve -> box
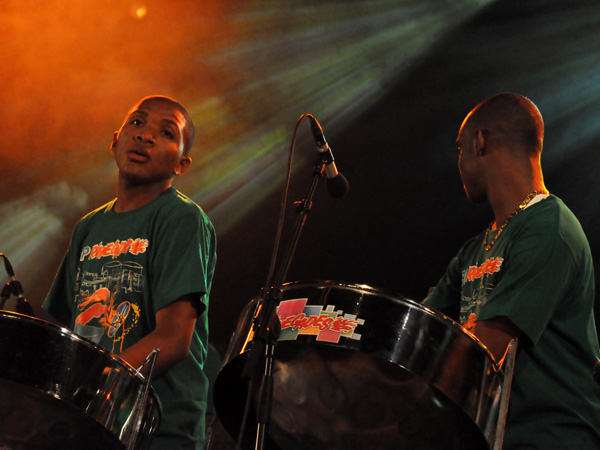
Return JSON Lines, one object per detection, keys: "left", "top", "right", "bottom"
{"left": 150, "top": 208, "right": 217, "bottom": 314}
{"left": 477, "top": 231, "right": 575, "bottom": 345}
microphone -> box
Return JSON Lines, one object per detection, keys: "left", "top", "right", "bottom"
{"left": 309, "top": 116, "right": 350, "bottom": 198}
{"left": 1, "top": 253, "right": 34, "bottom": 316}
{"left": 594, "top": 360, "right": 600, "bottom": 385}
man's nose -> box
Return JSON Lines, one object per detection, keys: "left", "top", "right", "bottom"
{"left": 134, "top": 130, "right": 155, "bottom": 144}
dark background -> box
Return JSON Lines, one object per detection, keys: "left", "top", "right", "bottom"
{"left": 0, "top": 0, "right": 599, "bottom": 361}
{"left": 209, "top": 0, "right": 600, "bottom": 354}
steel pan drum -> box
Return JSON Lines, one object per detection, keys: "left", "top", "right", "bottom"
{"left": 0, "top": 311, "right": 161, "bottom": 450}
{"left": 214, "top": 281, "right": 506, "bottom": 450}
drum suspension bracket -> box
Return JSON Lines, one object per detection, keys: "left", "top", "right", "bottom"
{"left": 126, "top": 348, "right": 160, "bottom": 450}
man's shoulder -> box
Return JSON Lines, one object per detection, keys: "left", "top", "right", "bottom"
{"left": 517, "top": 195, "right": 573, "bottom": 230}
{"left": 160, "top": 189, "right": 207, "bottom": 217}
{"left": 519, "top": 195, "right": 590, "bottom": 257}
{"left": 169, "top": 189, "right": 202, "bottom": 212}
{"left": 530, "top": 195, "right": 584, "bottom": 233}
{"left": 76, "top": 199, "right": 116, "bottom": 228}
{"left": 156, "top": 189, "right": 215, "bottom": 232}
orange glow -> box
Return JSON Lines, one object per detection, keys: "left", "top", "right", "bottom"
{"left": 0, "top": 0, "right": 232, "bottom": 199}
{"left": 131, "top": 5, "right": 148, "bottom": 20}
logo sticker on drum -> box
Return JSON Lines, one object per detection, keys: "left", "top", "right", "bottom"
{"left": 276, "top": 298, "right": 364, "bottom": 343}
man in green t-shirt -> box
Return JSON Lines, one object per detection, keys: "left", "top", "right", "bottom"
{"left": 44, "top": 95, "right": 217, "bottom": 449}
{"left": 424, "top": 93, "right": 600, "bottom": 449}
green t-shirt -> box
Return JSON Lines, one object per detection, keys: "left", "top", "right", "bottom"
{"left": 424, "top": 195, "right": 600, "bottom": 449}
{"left": 43, "top": 188, "right": 217, "bottom": 450}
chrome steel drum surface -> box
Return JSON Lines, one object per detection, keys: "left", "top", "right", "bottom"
{"left": 0, "top": 311, "right": 161, "bottom": 450}
{"left": 214, "top": 281, "right": 505, "bottom": 450}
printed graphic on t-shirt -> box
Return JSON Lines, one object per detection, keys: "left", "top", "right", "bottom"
{"left": 75, "top": 241, "right": 147, "bottom": 352}
{"left": 460, "top": 256, "right": 504, "bottom": 328}
{"left": 79, "top": 238, "right": 149, "bottom": 261}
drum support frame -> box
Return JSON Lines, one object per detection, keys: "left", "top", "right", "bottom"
{"left": 125, "top": 348, "right": 160, "bottom": 450}
{"left": 491, "top": 339, "right": 518, "bottom": 450}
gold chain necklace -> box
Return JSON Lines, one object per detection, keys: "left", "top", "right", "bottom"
{"left": 483, "top": 190, "right": 548, "bottom": 251}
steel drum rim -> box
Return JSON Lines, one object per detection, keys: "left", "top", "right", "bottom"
{"left": 279, "top": 279, "right": 497, "bottom": 365}
{"left": 0, "top": 310, "right": 147, "bottom": 382}
{"left": 0, "top": 309, "right": 162, "bottom": 449}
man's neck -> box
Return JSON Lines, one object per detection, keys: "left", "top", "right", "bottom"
{"left": 114, "top": 180, "right": 172, "bottom": 213}
{"left": 489, "top": 183, "right": 546, "bottom": 227}
{"left": 486, "top": 157, "right": 546, "bottom": 226}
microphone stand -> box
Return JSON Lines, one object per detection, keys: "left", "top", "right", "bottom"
{"left": 0, "top": 253, "right": 35, "bottom": 316}
{"left": 238, "top": 159, "right": 327, "bottom": 450}
{"left": 0, "top": 280, "right": 35, "bottom": 316}
{"left": 0, "top": 282, "right": 11, "bottom": 310}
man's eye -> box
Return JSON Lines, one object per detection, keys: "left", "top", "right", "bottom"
{"left": 131, "top": 118, "right": 143, "bottom": 126}
{"left": 162, "top": 130, "right": 174, "bottom": 139}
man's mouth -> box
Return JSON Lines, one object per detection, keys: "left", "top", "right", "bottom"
{"left": 128, "top": 150, "right": 149, "bottom": 162}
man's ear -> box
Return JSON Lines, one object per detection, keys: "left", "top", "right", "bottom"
{"left": 474, "top": 129, "right": 486, "bottom": 156}
{"left": 110, "top": 131, "right": 119, "bottom": 156}
{"left": 175, "top": 156, "right": 192, "bottom": 176}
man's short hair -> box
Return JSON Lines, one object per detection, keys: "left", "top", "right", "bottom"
{"left": 135, "top": 95, "right": 195, "bottom": 155}
{"left": 470, "top": 92, "right": 544, "bottom": 154}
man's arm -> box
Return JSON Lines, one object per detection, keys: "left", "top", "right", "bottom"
{"left": 118, "top": 292, "right": 203, "bottom": 377}
{"left": 472, "top": 316, "right": 522, "bottom": 362}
